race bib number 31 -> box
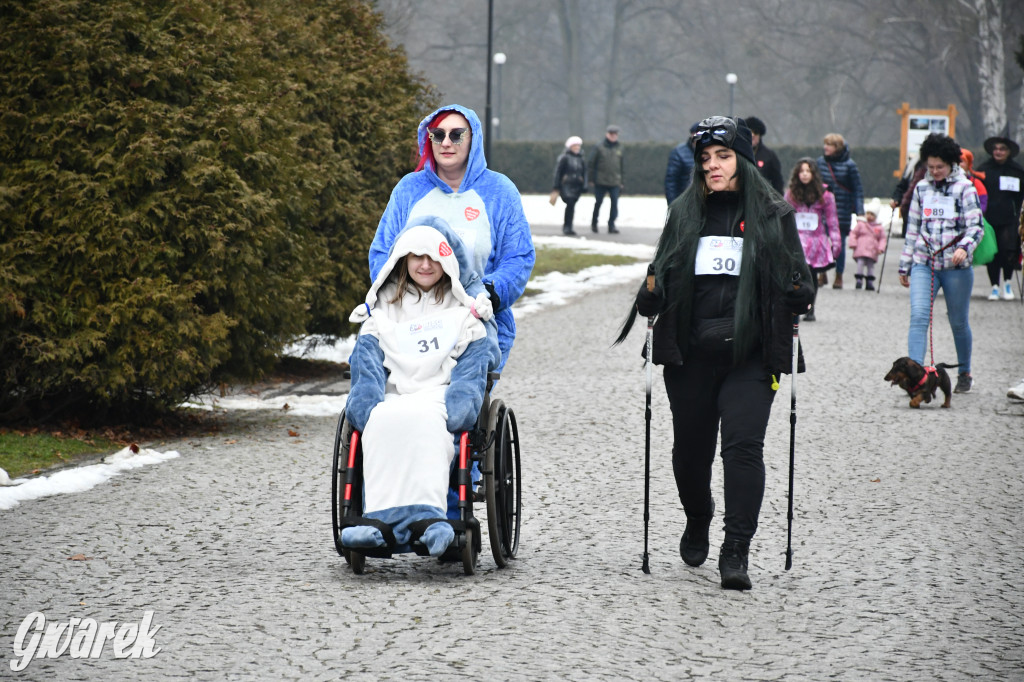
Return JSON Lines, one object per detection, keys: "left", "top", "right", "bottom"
{"left": 395, "top": 310, "right": 462, "bottom": 358}
{"left": 695, "top": 236, "right": 743, "bottom": 276}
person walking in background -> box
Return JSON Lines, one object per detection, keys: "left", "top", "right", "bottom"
{"left": 959, "top": 149, "right": 988, "bottom": 213}
{"left": 817, "top": 133, "right": 864, "bottom": 289}
{"left": 664, "top": 122, "right": 699, "bottom": 204}
{"left": 588, "top": 124, "right": 624, "bottom": 234}
{"left": 890, "top": 155, "right": 926, "bottom": 238}
{"left": 550, "top": 135, "right": 587, "bottom": 236}
{"left": 745, "top": 116, "right": 784, "bottom": 193}
{"left": 976, "top": 133, "right": 1024, "bottom": 301}
{"left": 848, "top": 199, "right": 886, "bottom": 290}
{"left": 898, "top": 133, "right": 983, "bottom": 394}
{"left": 784, "top": 158, "right": 839, "bottom": 320}
{"left": 615, "top": 116, "right": 814, "bottom": 591}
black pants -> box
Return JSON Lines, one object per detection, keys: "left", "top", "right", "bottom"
{"left": 663, "top": 356, "right": 776, "bottom": 543}
{"left": 563, "top": 198, "right": 577, "bottom": 230}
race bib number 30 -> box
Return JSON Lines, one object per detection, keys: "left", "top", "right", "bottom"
{"left": 922, "top": 195, "right": 955, "bottom": 220}
{"left": 695, "top": 236, "right": 743, "bottom": 276}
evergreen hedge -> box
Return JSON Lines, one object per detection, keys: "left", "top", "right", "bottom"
{"left": 0, "top": 0, "right": 432, "bottom": 421}
{"left": 491, "top": 141, "right": 903, "bottom": 200}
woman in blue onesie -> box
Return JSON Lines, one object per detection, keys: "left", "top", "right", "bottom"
{"left": 370, "top": 104, "right": 535, "bottom": 371}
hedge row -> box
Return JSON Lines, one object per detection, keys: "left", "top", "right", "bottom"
{"left": 490, "top": 141, "right": 906, "bottom": 200}
{"left": 0, "top": 0, "right": 430, "bottom": 422}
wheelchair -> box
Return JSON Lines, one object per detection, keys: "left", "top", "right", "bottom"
{"left": 331, "top": 372, "right": 521, "bottom": 575}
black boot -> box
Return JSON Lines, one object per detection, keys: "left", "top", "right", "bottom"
{"left": 679, "top": 501, "right": 715, "bottom": 567}
{"left": 563, "top": 226, "right": 577, "bottom": 236}
{"left": 855, "top": 274, "right": 864, "bottom": 289}
{"left": 608, "top": 223, "right": 619, "bottom": 234}
{"left": 803, "top": 305, "right": 815, "bottom": 322}
{"left": 591, "top": 223, "right": 598, "bottom": 233}
{"left": 865, "top": 275, "right": 875, "bottom": 291}
{"left": 719, "top": 539, "right": 751, "bottom": 590}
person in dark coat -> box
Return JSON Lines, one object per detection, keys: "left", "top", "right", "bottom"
{"left": 816, "top": 133, "right": 864, "bottom": 289}
{"left": 588, "top": 125, "right": 624, "bottom": 233}
{"left": 745, "top": 116, "right": 784, "bottom": 194}
{"left": 614, "top": 115, "right": 814, "bottom": 591}
{"left": 664, "top": 122, "right": 700, "bottom": 204}
{"left": 550, "top": 135, "right": 587, "bottom": 235}
{"left": 976, "top": 133, "right": 1024, "bottom": 301}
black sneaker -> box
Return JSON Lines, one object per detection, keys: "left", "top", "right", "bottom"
{"left": 803, "top": 308, "right": 816, "bottom": 322}
{"left": 954, "top": 372, "right": 974, "bottom": 394}
{"left": 591, "top": 223, "right": 598, "bottom": 233}
{"left": 719, "top": 539, "right": 752, "bottom": 590}
{"left": 608, "top": 225, "right": 620, "bottom": 234}
{"left": 679, "top": 501, "right": 715, "bottom": 567}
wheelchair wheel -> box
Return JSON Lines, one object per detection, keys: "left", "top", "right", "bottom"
{"left": 332, "top": 409, "right": 364, "bottom": 565}
{"left": 485, "top": 400, "right": 522, "bottom": 567}
{"left": 461, "top": 528, "right": 477, "bottom": 576}
{"left": 331, "top": 410, "right": 350, "bottom": 560}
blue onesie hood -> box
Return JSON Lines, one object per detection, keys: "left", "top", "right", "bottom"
{"left": 416, "top": 104, "right": 488, "bottom": 194}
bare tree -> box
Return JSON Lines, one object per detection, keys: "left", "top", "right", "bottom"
{"left": 975, "top": 0, "right": 1006, "bottom": 136}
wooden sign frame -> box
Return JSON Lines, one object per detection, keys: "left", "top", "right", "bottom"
{"left": 895, "top": 103, "right": 957, "bottom": 177}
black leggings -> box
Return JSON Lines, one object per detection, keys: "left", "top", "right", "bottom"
{"left": 987, "top": 250, "right": 1017, "bottom": 286}
{"left": 663, "top": 356, "right": 777, "bottom": 543}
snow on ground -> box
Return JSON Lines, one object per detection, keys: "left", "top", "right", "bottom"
{"left": 0, "top": 447, "right": 180, "bottom": 510}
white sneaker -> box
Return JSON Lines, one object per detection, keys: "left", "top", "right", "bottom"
{"left": 1008, "top": 379, "right": 1024, "bottom": 401}
{"left": 1002, "top": 283, "right": 1015, "bottom": 300}
{"left": 988, "top": 286, "right": 1000, "bottom": 301}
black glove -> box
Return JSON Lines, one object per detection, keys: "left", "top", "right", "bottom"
{"left": 484, "top": 281, "right": 501, "bottom": 312}
{"left": 783, "top": 281, "right": 814, "bottom": 314}
{"left": 635, "top": 282, "right": 664, "bottom": 317}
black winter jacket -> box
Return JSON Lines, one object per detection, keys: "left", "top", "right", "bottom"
{"left": 552, "top": 150, "right": 587, "bottom": 202}
{"left": 642, "top": 192, "right": 812, "bottom": 376}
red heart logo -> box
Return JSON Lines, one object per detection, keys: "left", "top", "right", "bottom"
{"left": 923, "top": 208, "right": 931, "bottom": 216}
{"left": 464, "top": 207, "right": 480, "bottom": 221}
{"left": 438, "top": 241, "right": 452, "bottom": 257}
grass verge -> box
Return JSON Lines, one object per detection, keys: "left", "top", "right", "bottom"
{"left": 0, "top": 429, "right": 122, "bottom": 479}
{"left": 523, "top": 245, "right": 642, "bottom": 296}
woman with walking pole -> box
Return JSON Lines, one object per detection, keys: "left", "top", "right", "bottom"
{"left": 615, "top": 116, "right": 814, "bottom": 590}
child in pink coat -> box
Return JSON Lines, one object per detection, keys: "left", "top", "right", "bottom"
{"left": 848, "top": 200, "right": 887, "bottom": 290}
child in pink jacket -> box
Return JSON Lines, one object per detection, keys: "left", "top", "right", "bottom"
{"left": 848, "top": 199, "right": 887, "bottom": 290}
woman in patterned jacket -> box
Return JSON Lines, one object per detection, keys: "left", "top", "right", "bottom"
{"left": 898, "top": 134, "right": 984, "bottom": 394}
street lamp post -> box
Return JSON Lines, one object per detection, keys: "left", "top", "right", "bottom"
{"left": 726, "top": 73, "right": 738, "bottom": 117}
{"left": 484, "top": 0, "right": 494, "bottom": 162}
{"left": 493, "top": 52, "right": 506, "bottom": 140}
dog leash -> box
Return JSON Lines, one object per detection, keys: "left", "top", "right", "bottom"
{"left": 923, "top": 233, "right": 964, "bottom": 368}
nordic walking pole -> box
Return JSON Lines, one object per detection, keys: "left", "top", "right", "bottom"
{"left": 875, "top": 209, "right": 896, "bottom": 294}
{"left": 642, "top": 266, "right": 655, "bottom": 575}
{"left": 785, "top": 273, "right": 800, "bottom": 571}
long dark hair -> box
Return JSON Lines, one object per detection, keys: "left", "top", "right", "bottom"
{"left": 787, "top": 158, "right": 825, "bottom": 206}
{"left": 614, "top": 156, "right": 798, "bottom": 357}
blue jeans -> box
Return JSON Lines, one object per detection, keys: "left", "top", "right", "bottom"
{"left": 908, "top": 264, "right": 973, "bottom": 374}
{"left": 591, "top": 185, "right": 620, "bottom": 228}
{"left": 835, "top": 233, "right": 848, "bottom": 274}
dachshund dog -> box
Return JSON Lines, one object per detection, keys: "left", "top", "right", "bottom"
{"left": 884, "top": 357, "right": 958, "bottom": 408}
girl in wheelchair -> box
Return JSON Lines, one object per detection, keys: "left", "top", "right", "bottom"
{"left": 341, "top": 218, "right": 500, "bottom": 557}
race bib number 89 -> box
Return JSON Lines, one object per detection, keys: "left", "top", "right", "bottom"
{"left": 922, "top": 195, "right": 955, "bottom": 220}
{"left": 695, "top": 236, "right": 743, "bottom": 276}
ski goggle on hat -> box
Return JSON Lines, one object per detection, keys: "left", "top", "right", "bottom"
{"left": 692, "top": 116, "right": 737, "bottom": 147}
